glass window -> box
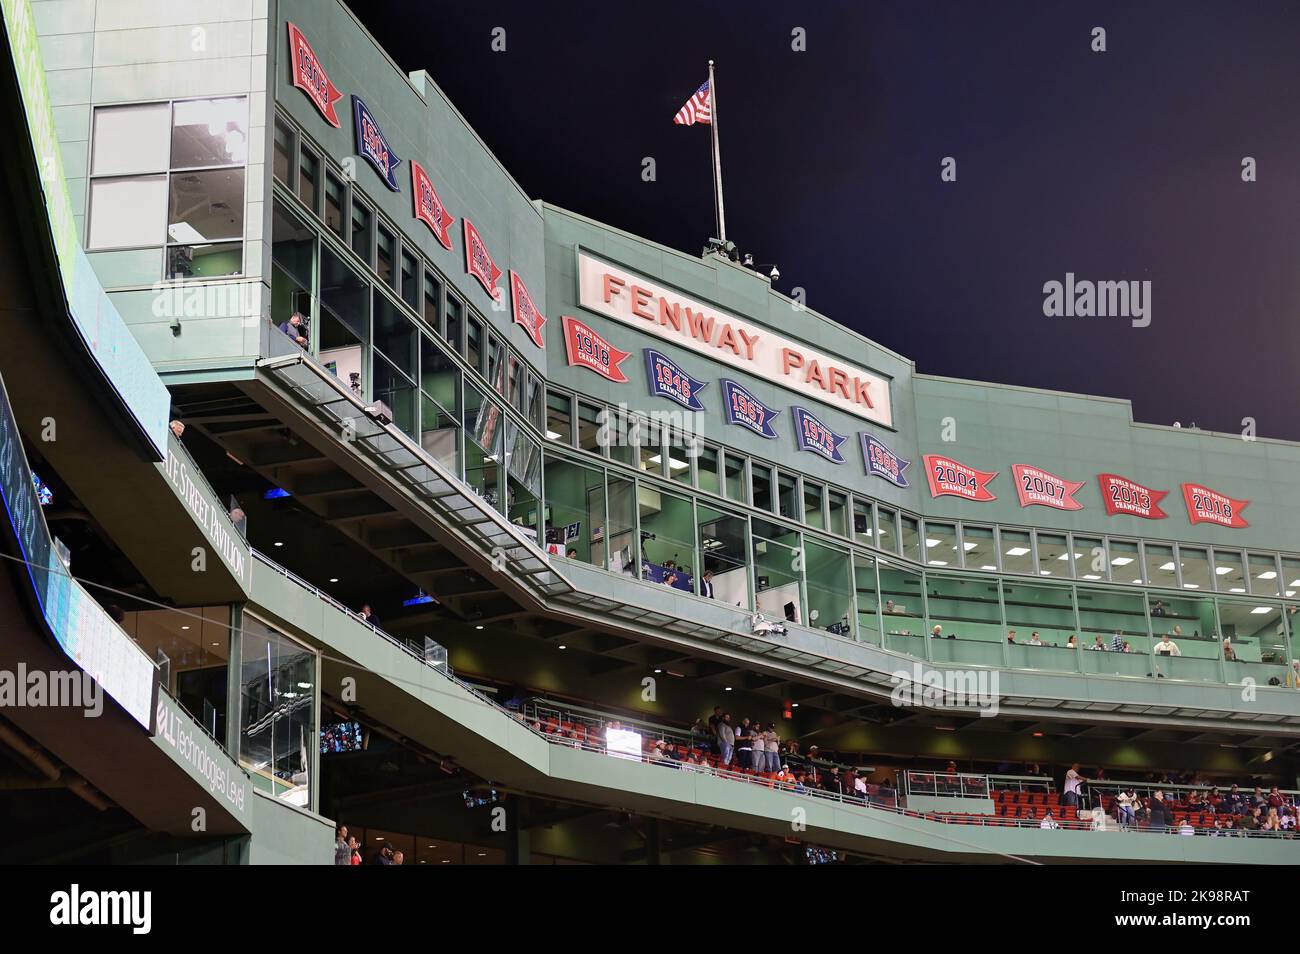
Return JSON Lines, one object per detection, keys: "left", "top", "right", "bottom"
{"left": 373, "top": 353, "right": 416, "bottom": 437}
{"left": 546, "top": 392, "right": 572, "bottom": 443}
{"left": 527, "top": 374, "right": 545, "bottom": 431}
{"left": 423, "top": 271, "right": 442, "bottom": 335}
{"left": 1214, "top": 548, "right": 1246, "bottom": 593}
{"left": 638, "top": 423, "right": 663, "bottom": 474}
{"left": 640, "top": 489, "right": 694, "bottom": 589}
{"left": 1179, "top": 546, "right": 1212, "bottom": 591}
{"left": 169, "top": 168, "right": 244, "bottom": 243}
{"left": 852, "top": 498, "right": 872, "bottom": 546}
{"left": 1036, "top": 532, "right": 1068, "bottom": 577}
{"left": 463, "top": 383, "right": 502, "bottom": 510}
{"left": 879, "top": 560, "right": 923, "bottom": 652}
{"left": 1249, "top": 553, "right": 1280, "bottom": 596}
{"left": 1149, "top": 594, "right": 1220, "bottom": 680}
{"left": 238, "top": 616, "right": 317, "bottom": 807}
{"left": 900, "top": 514, "right": 921, "bottom": 562}
{"left": 400, "top": 250, "right": 419, "bottom": 310}
{"left": 543, "top": 457, "right": 605, "bottom": 566}
{"left": 854, "top": 553, "right": 880, "bottom": 643}
{"left": 324, "top": 169, "right": 345, "bottom": 238}
{"left": 806, "top": 540, "right": 853, "bottom": 637}
{"left": 1109, "top": 539, "right": 1141, "bottom": 584}
{"left": 698, "top": 504, "right": 749, "bottom": 606}
{"left": 92, "top": 103, "right": 170, "bottom": 175}
{"left": 605, "top": 413, "right": 636, "bottom": 467}
{"left": 827, "top": 490, "right": 848, "bottom": 538}
{"left": 1144, "top": 543, "right": 1177, "bottom": 588}
{"left": 803, "top": 482, "right": 824, "bottom": 529}
{"left": 350, "top": 199, "right": 372, "bottom": 263}
{"left": 272, "top": 116, "right": 294, "bottom": 186}
{"left": 876, "top": 506, "right": 897, "bottom": 554}
{"left": 1077, "top": 587, "right": 1149, "bottom": 664}
{"left": 444, "top": 293, "right": 463, "bottom": 352}
{"left": 1074, "top": 536, "right": 1105, "bottom": 581}
{"left": 962, "top": 524, "right": 996, "bottom": 571}
{"left": 507, "top": 353, "right": 523, "bottom": 412}
{"left": 486, "top": 334, "right": 504, "bottom": 393}
{"left": 1282, "top": 557, "right": 1300, "bottom": 600}
{"left": 466, "top": 315, "right": 483, "bottom": 373}
{"left": 420, "top": 340, "right": 460, "bottom": 474}
{"left": 88, "top": 176, "right": 168, "bottom": 249}
{"left": 752, "top": 518, "right": 802, "bottom": 625}
{"left": 1218, "top": 598, "right": 1287, "bottom": 684}
{"left": 168, "top": 241, "right": 243, "bottom": 279}
{"left": 318, "top": 245, "right": 368, "bottom": 392}
{"left": 1004, "top": 581, "right": 1078, "bottom": 669}
{"left": 376, "top": 224, "right": 396, "bottom": 288}
{"left": 420, "top": 336, "right": 459, "bottom": 412}
{"left": 926, "top": 573, "right": 1003, "bottom": 665}
{"left": 298, "top": 146, "right": 319, "bottom": 211}
{"left": 505, "top": 423, "right": 541, "bottom": 540}
{"left": 923, "top": 522, "right": 957, "bottom": 568}
{"left": 270, "top": 199, "right": 313, "bottom": 334}
{"left": 697, "top": 444, "right": 720, "bottom": 495}
{"left": 667, "top": 432, "right": 691, "bottom": 484}
{"left": 373, "top": 290, "right": 416, "bottom": 378}
{"left": 1001, "top": 529, "right": 1033, "bottom": 574}
{"left": 577, "top": 402, "right": 603, "bottom": 453}
{"left": 606, "top": 473, "right": 637, "bottom": 574}
{"left": 752, "top": 463, "right": 775, "bottom": 513}
{"left": 777, "top": 473, "right": 798, "bottom": 519}
{"left": 171, "top": 97, "right": 248, "bottom": 167}
{"left": 724, "top": 453, "right": 745, "bottom": 502}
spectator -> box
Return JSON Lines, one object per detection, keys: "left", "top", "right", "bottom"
{"left": 334, "top": 824, "right": 351, "bottom": 865}
{"left": 566, "top": 548, "right": 577, "bottom": 559}
{"left": 1222, "top": 638, "right": 1237, "bottom": 662}
{"left": 1006, "top": 630, "right": 1017, "bottom": 644}
{"left": 1178, "top": 819, "right": 1195, "bottom": 836}
{"left": 348, "top": 836, "right": 362, "bottom": 865}
{"left": 701, "top": 570, "right": 715, "bottom": 598}
{"left": 392, "top": 849, "right": 405, "bottom": 865}
{"left": 930, "top": 624, "right": 943, "bottom": 638}
{"left": 374, "top": 843, "right": 394, "bottom": 865}
{"left": 716, "top": 713, "right": 735, "bottom": 766}
{"left": 1122, "top": 641, "right": 1132, "bottom": 653}
{"left": 1287, "top": 659, "right": 1300, "bottom": 688}
{"left": 805, "top": 745, "right": 822, "bottom": 786}
{"left": 1150, "top": 791, "right": 1174, "bottom": 829}
{"left": 169, "top": 419, "right": 186, "bottom": 439}
{"left": 358, "top": 603, "right": 378, "bottom": 625}
{"left": 1063, "top": 763, "right": 1087, "bottom": 810}
{"left": 1027, "top": 632, "right": 1044, "bottom": 647}
{"left": 1151, "top": 600, "right": 1166, "bottom": 617}
{"left": 1090, "top": 635, "right": 1106, "bottom": 651}
{"left": 763, "top": 723, "right": 780, "bottom": 774}
{"left": 1066, "top": 634, "right": 1078, "bottom": 649}
{"left": 707, "top": 706, "right": 723, "bottom": 745}
{"left": 735, "top": 718, "right": 754, "bottom": 770}
{"left": 1040, "top": 811, "right": 1060, "bottom": 830}
{"left": 1154, "top": 634, "right": 1181, "bottom": 657}
{"left": 279, "top": 312, "right": 308, "bottom": 347}
{"left": 1111, "top": 630, "right": 1125, "bottom": 652}
{"left": 1115, "top": 790, "right": 1135, "bottom": 828}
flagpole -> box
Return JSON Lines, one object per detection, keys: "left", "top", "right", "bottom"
{"left": 708, "top": 59, "right": 727, "bottom": 242}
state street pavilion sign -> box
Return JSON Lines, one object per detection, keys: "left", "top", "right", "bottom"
{"left": 577, "top": 252, "right": 893, "bottom": 428}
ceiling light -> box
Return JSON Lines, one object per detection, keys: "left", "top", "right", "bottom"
{"left": 1111, "top": 557, "right": 1133, "bottom": 566}
{"left": 557, "top": 645, "right": 566, "bottom": 650}
{"left": 546, "top": 430, "right": 562, "bottom": 440}
{"left": 928, "top": 560, "right": 948, "bottom": 566}
{"left": 1229, "top": 587, "right": 1246, "bottom": 593}
{"left": 724, "top": 686, "right": 732, "bottom": 691}
{"left": 1256, "top": 571, "right": 1277, "bottom": 580}
{"left": 475, "top": 625, "right": 484, "bottom": 630}
{"left": 1057, "top": 553, "right": 1070, "bottom": 561}
{"left": 1251, "top": 607, "right": 1272, "bottom": 614}
{"left": 925, "top": 538, "right": 941, "bottom": 548}
{"left": 1005, "top": 546, "right": 1030, "bottom": 557}
{"left": 654, "top": 669, "right": 662, "bottom": 674}
{"left": 791, "top": 702, "right": 799, "bottom": 708}
{"left": 1082, "top": 574, "right": 1101, "bottom": 580}
{"left": 1182, "top": 584, "right": 1199, "bottom": 589}
{"left": 274, "top": 541, "right": 284, "bottom": 547}
{"left": 963, "top": 542, "right": 978, "bottom": 551}
{"left": 1215, "top": 566, "right": 1234, "bottom": 575}
{"left": 181, "top": 625, "right": 190, "bottom": 630}
{"left": 1159, "top": 562, "right": 1175, "bottom": 571}
{"left": 980, "top": 564, "right": 996, "bottom": 571}
{"left": 329, "top": 577, "right": 339, "bottom": 583}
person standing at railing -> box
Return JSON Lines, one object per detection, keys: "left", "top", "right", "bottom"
{"left": 735, "top": 718, "right": 754, "bottom": 771}
{"left": 1063, "top": 763, "right": 1087, "bottom": 813}
{"left": 1115, "top": 790, "right": 1136, "bottom": 829}
{"left": 716, "top": 713, "right": 735, "bottom": 766}
{"left": 761, "top": 724, "right": 780, "bottom": 775}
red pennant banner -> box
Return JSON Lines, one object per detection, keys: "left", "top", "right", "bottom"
{"left": 1098, "top": 473, "right": 1168, "bottom": 520}
{"left": 1011, "top": 463, "right": 1085, "bottom": 512}
{"left": 411, "top": 161, "right": 454, "bottom": 250}
{"left": 1182, "top": 482, "right": 1250, "bottom": 529}
{"left": 923, "top": 454, "right": 998, "bottom": 502}
{"left": 287, "top": 23, "right": 343, "bottom": 127}
{"left": 463, "top": 219, "right": 502, "bottom": 301}
{"left": 510, "top": 271, "right": 546, "bottom": 348}
{"left": 562, "top": 316, "right": 629, "bottom": 382}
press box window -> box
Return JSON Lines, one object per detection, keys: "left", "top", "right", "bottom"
{"left": 298, "top": 146, "right": 319, "bottom": 213}
{"left": 88, "top": 176, "right": 168, "bottom": 249}
{"left": 324, "top": 169, "right": 345, "bottom": 238}
{"left": 272, "top": 116, "right": 294, "bottom": 186}
{"left": 350, "top": 199, "right": 373, "bottom": 263}
{"left": 92, "top": 103, "right": 170, "bottom": 176}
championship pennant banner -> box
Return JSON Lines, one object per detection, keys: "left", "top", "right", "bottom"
{"left": 721, "top": 379, "right": 778, "bottom": 439}
{"left": 287, "top": 23, "right": 343, "bottom": 127}
{"left": 464, "top": 219, "right": 502, "bottom": 301}
{"left": 1182, "top": 482, "right": 1250, "bottom": 528}
{"left": 411, "top": 161, "right": 454, "bottom": 250}
{"left": 645, "top": 349, "right": 706, "bottom": 411}
{"left": 1098, "top": 473, "right": 1168, "bottom": 520}
{"left": 352, "top": 96, "right": 400, "bottom": 191}
{"left": 924, "top": 454, "right": 998, "bottom": 502}
{"left": 862, "top": 433, "right": 910, "bottom": 488}
{"left": 792, "top": 407, "right": 846, "bottom": 463}
{"left": 1012, "top": 464, "right": 1085, "bottom": 512}
{"left": 510, "top": 271, "right": 545, "bottom": 348}
{"left": 562, "top": 316, "right": 629, "bottom": 382}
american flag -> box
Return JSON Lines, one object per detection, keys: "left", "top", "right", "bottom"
{"left": 673, "top": 80, "right": 711, "bottom": 126}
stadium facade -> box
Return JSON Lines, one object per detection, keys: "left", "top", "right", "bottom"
{"left": 0, "top": 0, "right": 1296, "bottom": 864}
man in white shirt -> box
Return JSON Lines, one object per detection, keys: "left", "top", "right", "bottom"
{"left": 1063, "top": 763, "right": 1087, "bottom": 810}
{"left": 1040, "top": 811, "right": 1060, "bottom": 830}
{"left": 1027, "top": 632, "right": 1044, "bottom": 647}
{"left": 1154, "top": 634, "right": 1181, "bottom": 656}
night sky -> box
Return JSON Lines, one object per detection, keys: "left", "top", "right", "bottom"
{"left": 348, "top": 1, "right": 1300, "bottom": 441}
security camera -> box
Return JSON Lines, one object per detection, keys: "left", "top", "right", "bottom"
{"left": 769, "top": 266, "right": 780, "bottom": 282}
{"left": 743, "top": 253, "right": 754, "bottom": 267}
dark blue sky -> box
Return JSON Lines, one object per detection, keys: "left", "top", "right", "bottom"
{"left": 349, "top": 0, "right": 1300, "bottom": 440}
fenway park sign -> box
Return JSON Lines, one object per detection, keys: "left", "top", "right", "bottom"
{"left": 577, "top": 252, "right": 892, "bottom": 427}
